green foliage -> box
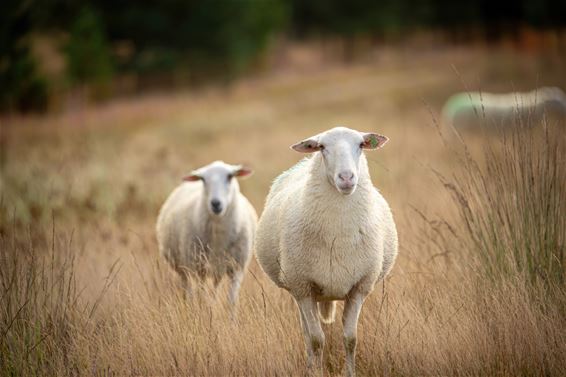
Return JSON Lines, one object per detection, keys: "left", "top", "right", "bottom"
{"left": 0, "top": 0, "right": 48, "bottom": 112}
{"left": 64, "top": 7, "right": 113, "bottom": 85}
{"left": 0, "top": 44, "right": 48, "bottom": 112}
{"left": 2, "top": 0, "right": 566, "bottom": 112}
{"left": 289, "top": 0, "right": 566, "bottom": 36}
{"left": 289, "top": 0, "right": 477, "bottom": 35}
{"left": 522, "top": 0, "right": 566, "bottom": 27}
{"left": 96, "top": 0, "right": 288, "bottom": 77}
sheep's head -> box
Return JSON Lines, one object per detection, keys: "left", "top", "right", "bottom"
{"left": 540, "top": 87, "right": 566, "bottom": 113}
{"left": 291, "top": 127, "right": 388, "bottom": 195}
{"left": 183, "top": 161, "right": 253, "bottom": 216}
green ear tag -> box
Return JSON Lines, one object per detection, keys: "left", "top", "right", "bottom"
{"left": 370, "top": 136, "right": 378, "bottom": 148}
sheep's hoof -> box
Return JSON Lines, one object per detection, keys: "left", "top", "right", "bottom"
{"left": 306, "top": 356, "right": 324, "bottom": 377}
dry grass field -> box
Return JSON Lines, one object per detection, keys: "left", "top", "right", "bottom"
{"left": 1, "top": 46, "right": 565, "bottom": 376}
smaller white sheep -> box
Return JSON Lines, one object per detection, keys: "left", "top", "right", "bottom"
{"left": 255, "top": 127, "right": 398, "bottom": 377}
{"left": 442, "top": 86, "right": 566, "bottom": 129}
{"left": 156, "top": 161, "right": 257, "bottom": 306}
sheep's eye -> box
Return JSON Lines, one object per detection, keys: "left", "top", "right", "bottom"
{"left": 359, "top": 142, "right": 364, "bottom": 149}
{"left": 227, "top": 174, "right": 233, "bottom": 182}
{"left": 319, "top": 144, "right": 325, "bottom": 151}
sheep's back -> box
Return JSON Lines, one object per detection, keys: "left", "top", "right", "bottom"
{"left": 372, "top": 188, "right": 398, "bottom": 281}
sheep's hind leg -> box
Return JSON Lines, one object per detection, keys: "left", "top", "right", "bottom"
{"left": 198, "top": 274, "right": 221, "bottom": 305}
{"left": 176, "top": 267, "right": 193, "bottom": 301}
{"left": 342, "top": 291, "right": 365, "bottom": 377}
{"left": 296, "top": 296, "right": 325, "bottom": 375}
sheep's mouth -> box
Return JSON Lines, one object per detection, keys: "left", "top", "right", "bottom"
{"left": 336, "top": 184, "right": 356, "bottom": 195}
{"left": 208, "top": 207, "right": 226, "bottom": 216}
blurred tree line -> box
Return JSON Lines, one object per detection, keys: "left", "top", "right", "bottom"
{"left": 1, "top": 0, "right": 565, "bottom": 112}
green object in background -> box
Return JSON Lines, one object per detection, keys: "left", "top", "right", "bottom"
{"left": 442, "top": 93, "right": 480, "bottom": 120}
{"left": 64, "top": 6, "right": 113, "bottom": 86}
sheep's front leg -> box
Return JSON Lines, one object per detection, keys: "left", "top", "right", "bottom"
{"left": 298, "top": 308, "right": 314, "bottom": 365}
{"left": 228, "top": 269, "right": 244, "bottom": 307}
{"left": 342, "top": 292, "right": 365, "bottom": 377}
{"left": 296, "top": 296, "right": 325, "bottom": 374}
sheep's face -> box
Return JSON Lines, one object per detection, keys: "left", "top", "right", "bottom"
{"left": 541, "top": 87, "right": 566, "bottom": 112}
{"left": 291, "top": 127, "right": 388, "bottom": 195}
{"left": 183, "top": 161, "right": 253, "bottom": 216}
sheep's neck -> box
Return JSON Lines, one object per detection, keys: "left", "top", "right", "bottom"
{"left": 302, "top": 154, "right": 373, "bottom": 241}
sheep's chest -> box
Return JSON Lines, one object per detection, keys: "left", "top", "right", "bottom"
{"left": 280, "top": 185, "right": 384, "bottom": 299}
{"left": 185, "top": 221, "right": 234, "bottom": 277}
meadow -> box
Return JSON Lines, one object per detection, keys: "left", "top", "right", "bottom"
{"left": 1, "top": 46, "right": 565, "bottom": 376}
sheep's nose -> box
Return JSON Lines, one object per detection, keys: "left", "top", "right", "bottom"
{"left": 211, "top": 199, "right": 222, "bottom": 214}
{"left": 338, "top": 171, "right": 355, "bottom": 183}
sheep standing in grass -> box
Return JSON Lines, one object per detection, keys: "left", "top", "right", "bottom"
{"left": 255, "top": 127, "right": 398, "bottom": 377}
{"left": 442, "top": 86, "right": 566, "bottom": 130}
{"left": 156, "top": 161, "right": 257, "bottom": 306}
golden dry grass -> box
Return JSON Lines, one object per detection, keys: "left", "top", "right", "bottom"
{"left": 1, "top": 47, "right": 565, "bottom": 376}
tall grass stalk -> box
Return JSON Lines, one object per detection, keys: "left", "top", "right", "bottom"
{"left": 440, "top": 116, "right": 565, "bottom": 289}
{"left": 0, "top": 220, "right": 118, "bottom": 375}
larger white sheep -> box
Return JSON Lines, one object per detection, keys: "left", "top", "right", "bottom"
{"left": 255, "top": 127, "right": 398, "bottom": 377}
{"left": 156, "top": 161, "right": 257, "bottom": 306}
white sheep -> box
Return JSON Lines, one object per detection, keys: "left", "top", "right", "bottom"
{"left": 255, "top": 127, "right": 398, "bottom": 377}
{"left": 442, "top": 86, "right": 566, "bottom": 129}
{"left": 156, "top": 161, "right": 257, "bottom": 306}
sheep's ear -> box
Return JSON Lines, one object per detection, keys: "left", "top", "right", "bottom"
{"left": 361, "top": 133, "right": 389, "bottom": 150}
{"left": 233, "top": 165, "right": 253, "bottom": 179}
{"left": 291, "top": 138, "right": 322, "bottom": 153}
{"left": 182, "top": 171, "right": 202, "bottom": 181}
